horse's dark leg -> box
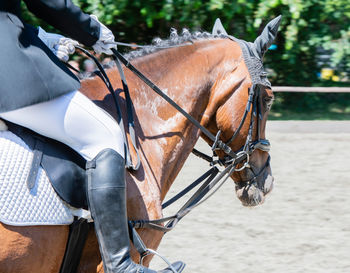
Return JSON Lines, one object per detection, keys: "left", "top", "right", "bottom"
{"left": 77, "top": 228, "right": 104, "bottom": 273}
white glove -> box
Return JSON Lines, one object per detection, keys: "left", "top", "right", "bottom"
{"left": 38, "top": 27, "right": 79, "bottom": 62}
{"left": 90, "top": 15, "right": 116, "bottom": 55}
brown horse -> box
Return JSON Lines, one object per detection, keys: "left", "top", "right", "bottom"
{"left": 0, "top": 17, "right": 280, "bottom": 272}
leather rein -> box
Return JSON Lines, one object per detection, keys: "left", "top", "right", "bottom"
{"left": 111, "top": 48, "right": 271, "bottom": 177}
{"left": 73, "top": 40, "right": 271, "bottom": 261}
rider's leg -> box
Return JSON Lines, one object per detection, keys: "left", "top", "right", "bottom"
{"left": 87, "top": 149, "right": 184, "bottom": 273}
{"left": 0, "top": 91, "right": 123, "bottom": 161}
{"left": 0, "top": 91, "right": 184, "bottom": 273}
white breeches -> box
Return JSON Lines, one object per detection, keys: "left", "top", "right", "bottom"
{"left": 0, "top": 91, "right": 124, "bottom": 161}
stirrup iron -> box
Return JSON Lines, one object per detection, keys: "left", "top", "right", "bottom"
{"left": 140, "top": 249, "right": 181, "bottom": 273}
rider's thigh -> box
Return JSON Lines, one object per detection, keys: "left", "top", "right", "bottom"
{"left": 0, "top": 91, "right": 124, "bottom": 161}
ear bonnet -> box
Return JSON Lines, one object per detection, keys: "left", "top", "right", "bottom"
{"left": 212, "top": 16, "right": 282, "bottom": 88}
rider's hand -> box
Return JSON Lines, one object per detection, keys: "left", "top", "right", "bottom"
{"left": 38, "top": 27, "right": 79, "bottom": 62}
{"left": 90, "top": 15, "right": 116, "bottom": 55}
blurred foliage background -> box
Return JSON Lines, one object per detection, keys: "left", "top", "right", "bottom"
{"left": 21, "top": 0, "right": 350, "bottom": 119}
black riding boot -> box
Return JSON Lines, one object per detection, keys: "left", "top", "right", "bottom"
{"left": 86, "top": 149, "right": 185, "bottom": 273}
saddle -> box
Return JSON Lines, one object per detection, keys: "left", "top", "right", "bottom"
{"left": 2, "top": 120, "right": 88, "bottom": 209}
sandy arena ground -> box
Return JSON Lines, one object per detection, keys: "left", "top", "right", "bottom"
{"left": 151, "top": 121, "right": 350, "bottom": 273}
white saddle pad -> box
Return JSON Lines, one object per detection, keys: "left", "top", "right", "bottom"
{"left": 0, "top": 130, "right": 90, "bottom": 226}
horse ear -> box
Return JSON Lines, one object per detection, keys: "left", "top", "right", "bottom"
{"left": 212, "top": 18, "right": 228, "bottom": 35}
{"left": 254, "top": 15, "right": 282, "bottom": 59}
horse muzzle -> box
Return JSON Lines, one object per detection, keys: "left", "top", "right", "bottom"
{"left": 234, "top": 157, "right": 274, "bottom": 207}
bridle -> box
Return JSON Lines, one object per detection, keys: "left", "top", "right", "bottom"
{"left": 234, "top": 85, "right": 272, "bottom": 185}
{"left": 216, "top": 82, "right": 271, "bottom": 181}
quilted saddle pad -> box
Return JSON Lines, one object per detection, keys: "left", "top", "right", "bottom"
{"left": 0, "top": 130, "right": 76, "bottom": 226}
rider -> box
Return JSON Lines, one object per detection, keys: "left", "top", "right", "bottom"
{"left": 0, "top": 0, "right": 184, "bottom": 272}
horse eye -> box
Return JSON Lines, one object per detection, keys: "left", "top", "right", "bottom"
{"left": 263, "top": 97, "right": 274, "bottom": 110}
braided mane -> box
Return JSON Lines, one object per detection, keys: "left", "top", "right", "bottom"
{"left": 124, "top": 28, "right": 226, "bottom": 60}
{"left": 80, "top": 28, "right": 226, "bottom": 78}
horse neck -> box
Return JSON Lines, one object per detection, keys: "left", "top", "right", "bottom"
{"left": 126, "top": 39, "right": 234, "bottom": 201}
{"left": 79, "top": 38, "right": 244, "bottom": 265}
{"left": 81, "top": 38, "right": 240, "bottom": 216}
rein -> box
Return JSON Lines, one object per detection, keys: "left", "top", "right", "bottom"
{"left": 75, "top": 46, "right": 141, "bottom": 170}
{"left": 112, "top": 49, "right": 268, "bottom": 165}
{"left": 72, "top": 40, "right": 271, "bottom": 263}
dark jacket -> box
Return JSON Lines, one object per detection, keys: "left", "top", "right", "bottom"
{"left": 0, "top": 0, "right": 101, "bottom": 113}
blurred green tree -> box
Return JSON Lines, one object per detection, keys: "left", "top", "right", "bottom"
{"left": 21, "top": 0, "right": 350, "bottom": 116}
{"left": 21, "top": 0, "right": 349, "bottom": 84}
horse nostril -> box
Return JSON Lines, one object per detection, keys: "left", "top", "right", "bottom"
{"left": 235, "top": 181, "right": 246, "bottom": 190}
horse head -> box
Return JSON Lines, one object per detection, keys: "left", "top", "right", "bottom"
{"left": 204, "top": 16, "right": 281, "bottom": 207}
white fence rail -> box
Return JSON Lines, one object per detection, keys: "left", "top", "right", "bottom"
{"left": 273, "top": 86, "right": 350, "bottom": 93}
